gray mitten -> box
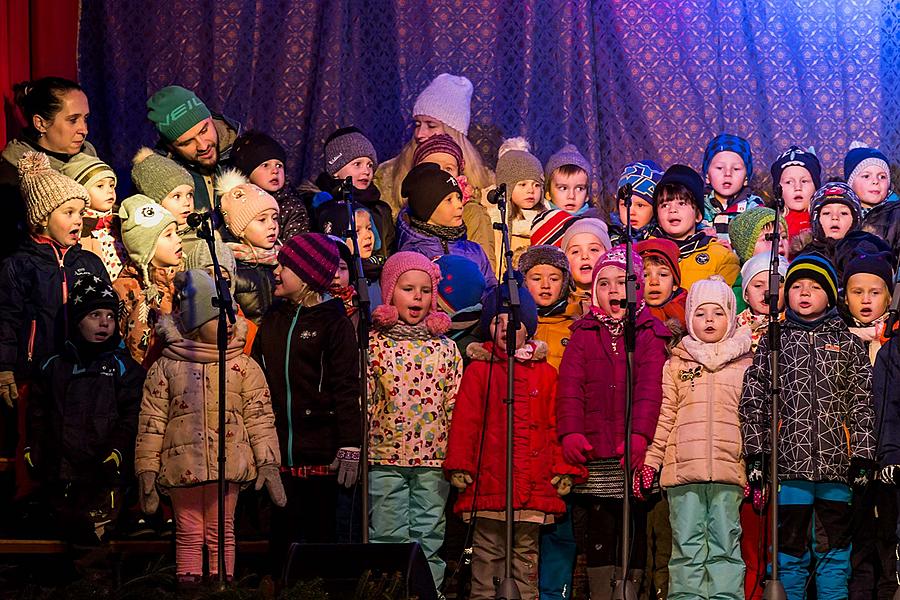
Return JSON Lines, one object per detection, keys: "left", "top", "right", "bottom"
{"left": 255, "top": 465, "right": 287, "bottom": 507}
{"left": 330, "top": 447, "right": 360, "bottom": 488}
{"left": 138, "top": 471, "right": 160, "bottom": 514}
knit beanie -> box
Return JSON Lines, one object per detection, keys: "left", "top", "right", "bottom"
{"left": 313, "top": 198, "right": 381, "bottom": 251}
{"left": 728, "top": 207, "right": 788, "bottom": 263}
{"left": 131, "top": 147, "right": 194, "bottom": 203}
{"left": 653, "top": 164, "right": 705, "bottom": 218}
{"left": 118, "top": 194, "right": 178, "bottom": 269}
{"left": 842, "top": 249, "right": 895, "bottom": 292}
{"left": 844, "top": 143, "right": 890, "bottom": 189}
{"left": 495, "top": 138, "right": 544, "bottom": 190}
{"left": 60, "top": 154, "right": 117, "bottom": 190}
{"left": 412, "top": 73, "right": 474, "bottom": 135}
{"left": 173, "top": 269, "right": 220, "bottom": 332}
{"left": 685, "top": 275, "right": 738, "bottom": 340}
{"left": 592, "top": 244, "right": 644, "bottom": 305}
{"left": 401, "top": 162, "right": 462, "bottom": 222}
{"left": 560, "top": 217, "right": 611, "bottom": 254}
{"left": 324, "top": 127, "right": 378, "bottom": 176}
{"left": 809, "top": 182, "right": 862, "bottom": 240}
{"left": 146, "top": 85, "right": 211, "bottom": 142}
{"left": 230, "top": 130, "right": 287, "bottom": 177}
{"left": 18, "top": 152, "right": 90, "bottom": 228}
{"left": 785, "top": 252, "right": 839, "bottom": 309}
{"left": 277, "top": 233, "right": 340, "bottom": 294}
{"left": 529, "top": 210, "right": 572, "bottom": 247}
{"left": 545, "top": 144, "right": 592, "bottom": 181}
{"left": 412, "top": 133, "right": 464, "bottom": 171}
{"left": 183, "top": 238, "right": 238, "bottom": 280}
{"left": 770, "top": 146, "right": 821, "bottom": 193}
{"left": 518, "top": 244, "right": 573, "bottom": 294}
{"left": 701, "top": 133, "right": 753, "bottom": 180}
{"left": 480, "top": 277, "right": 538, "bottom": 340}
{"left": 371, "top": 251, "right": 450, "bottom": 335}
{"left": 617, "top": 160, "right": 664, "bottom": 205}
{"left": 70, "top": 273, "right": 118, "bottom": 324}
{"left": 635, "top": 238, "right": 682, "bottom": 286}
{"left": 436, "top": 254, "right": 486, "bottom": 315}
{"left": 740, "top": 253, "right": 788, "bottom": 300}
{"left": 216, "top": 169, "right": 280, "bottom": 238}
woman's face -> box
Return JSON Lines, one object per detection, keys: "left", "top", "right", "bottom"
{"left": 35, "top": 90, "right": 90, "bottom": 155}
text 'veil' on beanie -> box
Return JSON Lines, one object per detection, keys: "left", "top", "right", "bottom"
{"left": 146, "top": 85, "right": 211, "bottom": 142}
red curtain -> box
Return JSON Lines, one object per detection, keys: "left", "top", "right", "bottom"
{"left": 1, "top": 0, "right": 79, "bottom": 143}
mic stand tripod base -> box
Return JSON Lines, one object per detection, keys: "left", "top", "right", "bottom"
{"left": 613, "top": 578, "right": 637, "bottom": 600}
{"left": 494, "top": 577, "right": 521, "bottom": 600}
{"left": 763, "top": 580, "right": 786, "bottom": 600}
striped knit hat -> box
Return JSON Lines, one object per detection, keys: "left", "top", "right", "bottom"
{"left": 60, "top": 154, "right": 117, "bottom": 190}
{"left": 413, "top": 133, "right": 464, "bottom": 171}
{"left": 277, "top": 233, "right": 340, "bottom": 293}
{"left": 530, "top": 209, "right": 576, "bottom": 247}
{"left": 785, "top": 252, "right": 838, "bottom": 309}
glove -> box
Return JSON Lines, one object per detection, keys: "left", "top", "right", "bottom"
{"left": 561, "top": 434, "right": 593, "bottom": 465}
{"left": 450, "top": 471, "right": 474, "bottom": 490}
{"left": 849, "top": 457, "right": 875, "bottom": 497}
{"left": 255, "top": 465, "right": 287, "bottom": 507}
{"left": 880, "top": 464, "right": 900, "bottom": 485}
{"left": 616, "top": 435, "right": 649, "bottom": 471}
{"left": 0, "top": 371, "right": 17, "bottom": 408}
{"left": 746, "top": 454, "right": 768, "bottom": 514}
{"left": 138, "top": 472, "right": 159, "bottom": 515}
{"left": 551, "top": 475, "right": 573, "bottom": 496}
{"left": 101, "top": 449, "right": 122, "bottom": 482}
{"left": 632, "top": 465, "right": 657, "bottom": 501}
{"left": 330, "top": 447, "right": 360, "bottom": 488}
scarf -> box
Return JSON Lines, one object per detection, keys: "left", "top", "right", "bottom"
{"left": 383, "top": 321, "right": 436, "bottom": 341}
{"left": 82, "top": 207, "right": 126, "bottom": 280}
{"left": 680, "top": 327, "right": 752, "bottom": 372}
{"left": 674, "top": 232, "right": 712, "bottom": 259}
{"left": 227, "top": 242, "right": 280, "bottom": 265}
{"left": 589, "top": 301, "right": 647, "bottom": 338}
{"left": 785, "top": 307, "right": 837, "bottom": 330}
{"left": 538, "top": 297, "right": 569, "bottom": 317}
{"left": 329, "top": 284, "right": 358, "bottom": 317}
{"left": 408, "top": 214, "right": 467, "bottom": 242}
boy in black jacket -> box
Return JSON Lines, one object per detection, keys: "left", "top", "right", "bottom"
{"left": 252, "top": 233, "right": 361, "bottom": 577}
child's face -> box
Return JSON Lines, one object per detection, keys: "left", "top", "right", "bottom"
{"left": 88, "top": 177, "right": 116, "bottom": 212}
{"left": 706, "top": 151, "right": 747, "bottom": 198}
{"left": 643, "top": 260, "right": 675, "bottom": 307}
{"left": 243, "top": 208, "right": 280, "bottom": 249}
{"left": 203, "top": 266, "right": 233, "bottom": 292}
{"left": 788, "top": 278, "right": 829, "bottom": 320}
{"left": 413, "top": 117, "right": 446, "bottom": 144}
{"left": 349, "top": 211, "right": 375, "bottom": 259}
{"left": 779, "top": 166, "right": 815, "bottom": 212}
{"left": 548, "top": 170, "right": 589, "bottom": 214}
{"left": 846, "top": 273, "right": 891, "bottom": 324}
{"left": 566, "top": 233, "right": 606, "bottom": 290}
{"left": 692, "top": 303, "right": 729, "bottom": 343}
{"left": 160, "top": 185, "right": 195, "bottom": 226}
{"left": 392, "top": 270, "right": 433, "bottom": 326}
{"left": 423, "top": 152, "right": 460, "bottom": 177}
{"left": 196, "top": 318, "right": 233, "bottom": 345}
{"left": 752, "top": 223, "right": 789, "bottom": 259}
{"left": 510, "top": 180, "right": 542, "bottom": 211}
{"left": 525, "top": 264, "right": 565, "bottom": 307}
{"left": 489, "top": 312, "right": 527, "bottom": 355}
{"left": 249, "top": 159, "right": 285, "bottom": 193}
{"left": 44, "top": 198, "right": 85, "bottom": 246}
{"left": 657, "top": 195, "right": 701, "bottom": 240}
{"left": 334, "top": 157, "right": 374, "bottom": 190}
{"left": 332, "top": 259, "right": 350, "bottom": 288}
{"left": 428, "top": 192, "right": 464, "bottom": 227}
{"left": 150, "top": 223, "right": 183, "bottom": 268}
{"left": 593, "top": 266, "right": 626, "bottom": 319}
{"left": 77, "top": 308, "right": 115, "bottom": 343}
{"left": 852, "top": 165, "right": 890, "bottom": 208}
{"left": 617, "top": 196, "right": 654, "bottom": 230}
{"left": 274, "top": 264, "right": 315, "bottom": 304}
{"left": 819, "top": 203, "right": 854, "bottom": 240}
{"left": 745, "top": 271, "right": 784, "bottom": 315}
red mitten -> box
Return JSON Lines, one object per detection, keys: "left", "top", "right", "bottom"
{"left": 616, "top": 435, "right": 649, "bottom": 470}
{"left": 632, "top": 465, "right": 657, "bottom": 501}
{"left": 561, "top": 434, "right": 593, "bottom": 465}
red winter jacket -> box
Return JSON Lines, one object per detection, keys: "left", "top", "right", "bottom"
{"left": 443, "top": 340, "right": 584, "bottom": 516}
{"left": 556, "top": 306, "right": 670, "bottom": 461}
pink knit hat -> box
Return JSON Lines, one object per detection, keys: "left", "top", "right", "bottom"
{"left": 413, "top": 133, "right": 464, "bottom": 171}
{"left": 372, "top": 251, "right": 450, "bottom": 335}
{"left": 216, "top": 169, "right": 279, "bottom": 238}
{"left": 591, "top": 244, "right": 644, "bottom": 306}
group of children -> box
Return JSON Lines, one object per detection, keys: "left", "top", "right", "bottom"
{"left": 1, "top": 72, "right": 899, "bottom": 600}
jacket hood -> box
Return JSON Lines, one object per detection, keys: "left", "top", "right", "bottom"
{"left": 157, "top": 313, "right": 248, "bottom": 363}
{"left": 2, "top": 137, "right": 97, "bottom": 168}
{"left": 465, "top": 339, "right": 549, "bottom": 363}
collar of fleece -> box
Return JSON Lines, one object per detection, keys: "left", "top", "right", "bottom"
{"left": 465, "top": 339, "right": 548, "bottom": 363}
{"left": 156, "top": 313, "right": 248, "bottom": 363}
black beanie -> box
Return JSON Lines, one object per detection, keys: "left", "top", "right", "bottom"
{"left": 653, "top": 164, "right": 705, "bottom": 218}
{"left": 70, "top": 273, "right": 118, "bottom": 324}
{"left": 401, "top": 162, "right": 462, "bottom": 222}
{"left": 229, "top": 130, "right": 287, "bottom": 177}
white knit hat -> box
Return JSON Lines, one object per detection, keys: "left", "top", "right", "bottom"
{"left": 685, "top": 275, "right": 738, "bottom": 340}
{"left": 412, "top": 73, "right": 474, "bottom": 136}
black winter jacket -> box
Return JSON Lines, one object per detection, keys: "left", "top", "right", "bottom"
{"left": 875, "top": 335, "right": 900, "bottom": 465}
{"left": 252, "top": 298, "right": 361, "bottom": 466}
{"left": 233, "top": 260, "right": 277, "bottom": 325}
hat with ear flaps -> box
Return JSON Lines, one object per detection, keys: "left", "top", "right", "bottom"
{"left": 371, "top": 251, "right": 450, "bottom": 335}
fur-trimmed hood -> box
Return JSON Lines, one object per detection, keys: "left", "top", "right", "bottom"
{"left": 465, "top": 339, "right": 548, "bottom": 363}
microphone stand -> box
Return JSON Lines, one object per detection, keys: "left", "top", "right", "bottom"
{"left": 490, "top": 184, "right": 522, "bottom": 600}
{"left": 885, "top": 281, "right": 900, "bottom": 339}
{"left": 763, "top": 187, "right": 787, "bottom": 600}
{"left": 341, "top": 178, "right": 372, "bottom": 543}
{"left": 614, "top": 184, "right": 638, "bottom": 600}
{"left": 194, "top": 212, "right": 237, "bottom": 588}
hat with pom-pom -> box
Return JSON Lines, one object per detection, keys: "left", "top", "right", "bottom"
{"left": 480, "top": 275, "right": 538, "bottom": 340}
{"left": 131, "top": 147, "right": 194, "bottom": 203}
{"left": 217, "top": 169, "right": 280, "bottom": 238}
{"left": 18, "top": 151, "right": 90, "bottom": 228}
{"left": 371, "top": 251, "right": 450, "bottom": 335}
{"left": 495, "top": 137, "right": 544, "bottom": 191}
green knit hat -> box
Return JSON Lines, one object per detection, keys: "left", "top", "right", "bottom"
{"left": 131, "top": 147, "right": 194, "bottom": 202}
{"left": 728, "top": 207, "right": 788, "bottom": 263}
{"left": 118, "top": 194, "right": 178, "bottom": 270}
{"left": 146, "top": 85, "right": 211, "bottom": 142}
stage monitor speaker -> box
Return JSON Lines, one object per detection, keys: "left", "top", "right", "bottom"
{"left": 283, "top": 542, "right": 437, "bottom": 600}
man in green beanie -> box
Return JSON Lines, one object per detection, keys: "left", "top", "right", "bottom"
{"left": 146, "top": 85, "right": 241, "bottom": 213}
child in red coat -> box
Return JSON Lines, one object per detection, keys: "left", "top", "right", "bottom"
{"left": 444, "top": 279, "right": 582, "bottom": 600}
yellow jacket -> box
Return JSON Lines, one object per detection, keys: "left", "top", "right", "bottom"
{"left": 678, "top": 237, "right": 740, "bottom": 290}
{"left": 534, "top": 300, "right": 582, "bottom": 370}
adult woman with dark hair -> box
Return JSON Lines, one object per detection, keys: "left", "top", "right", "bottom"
{"left": 0, "top": 77, "right": 96, "bottom": 258}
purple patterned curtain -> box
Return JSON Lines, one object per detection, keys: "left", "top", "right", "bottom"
{"left": 78, "top": 0, "right": 895, "bottom": 201}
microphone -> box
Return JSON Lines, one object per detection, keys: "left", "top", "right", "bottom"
{"left": 341, "top": 176, "right": 354, "bottom": 191}
{"left": 885, "top": 280, "right": 900, "bottom": 338}
{"left": 617, "top": 182, "right": 633, "bottom": 203}
{"left": 487, "top": 183, "right": 507, "bottom": 206}
{"left": 186, "top": 211, "right": 213, "bottom": 229}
